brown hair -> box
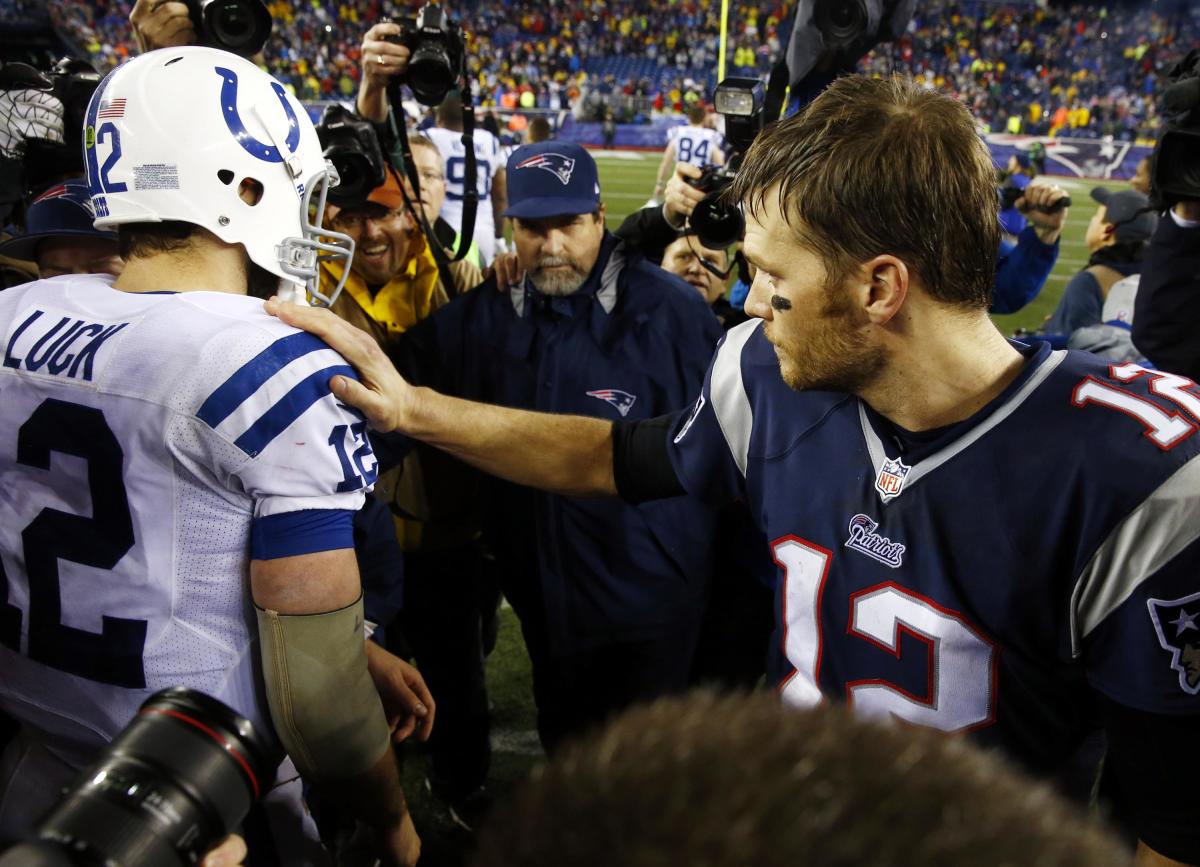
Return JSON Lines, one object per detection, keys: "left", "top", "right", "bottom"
{"left": 528, "top": 116, "right": 552, "bottom": 143}
{"left": 731, "top": 75, "right": 1000, "bottom": 309}
{"left": 117, "top": 221, "right": 197, "bottom": 260}
{"left": 687, "top": 103, "right": 707, "bottom": 124}
{"left": 472, "top": 691, "right": 1130, "bottom": 867}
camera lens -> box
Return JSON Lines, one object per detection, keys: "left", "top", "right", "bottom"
{"left": 407, "top": 46, "right": 456, "bottom": 107}
{"left": 2, "top": 688, "right": 281, "bottom": 867}
{"left": 197, "top": 0, "right": 272, "bottom": 57}
{"left": 816, "top": 0, "right": 869, "bottom": 44}
{"left": 327, "top": 150, "right": 380, "bottom": 204}
{"left": 690, "top": 191, "right": 746, "bottom": 250}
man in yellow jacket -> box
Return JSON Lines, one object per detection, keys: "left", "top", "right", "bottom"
{"left": 320, "top": 171, "right": 449, "bottom": 345}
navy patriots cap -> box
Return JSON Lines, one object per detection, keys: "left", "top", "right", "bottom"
{"left": 503, "top": 141, "right": 601, "bottom": 219}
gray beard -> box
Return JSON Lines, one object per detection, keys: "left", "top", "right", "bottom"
{"left": 528, "top": 257, "right": 588, "bottom": 296}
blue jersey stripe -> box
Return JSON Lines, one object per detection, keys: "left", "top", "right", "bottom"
{"left": 197, "top": 332, "right": 330, "bottom": 428}
{"left": 234, "top": 364, "right": 355, "bottom": 455}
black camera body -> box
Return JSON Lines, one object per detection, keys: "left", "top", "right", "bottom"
{"left": 0, "top": 58, "right": 101, "bottom": 203}
{"left": 998, "top": 183, "right": 1071, "bottom": 214}
{"left": 382, "top": 4, "right": 466, "bottom": 107}
{"left": 785, "top": 0, "right": 915, "bottom": 86}
{"left": 187, "top": 0, "right": 273, "bottom": 59}
{"left": 1152, "top": 48, "right": 1200, "bottom": 207}
{"left": 315, "top": 104, "right": 388, "bottom": 206}
{"left": 687, "top": 78, "right": 766, "bottom": 250}
{"left": 0, "top": 689, "right": 280, "bottom": 867}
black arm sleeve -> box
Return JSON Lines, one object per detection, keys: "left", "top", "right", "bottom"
{"left": 1098, "top": 696, "right": 1200, "bottom": 862}
{"left": 612, "top": 413, "right": 687, "bottom": 503}
{"left": 1131, "top": 216, "right": 1200, "bottom": 378}
{"left": 613, "top": 206, "right": 682, "bottom": 265}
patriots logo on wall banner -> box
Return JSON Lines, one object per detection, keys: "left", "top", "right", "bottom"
{"left": 875, "top": 457, "right": 910, "bottom": 502}
{"left": 587, "top": 389, "right": 637, "bottom": 417}
{"left": 1147, "top": 591, "right": 1200, "bottom": 695}
{"left": 515, "top": 152, "right": 576, "bottom": 185}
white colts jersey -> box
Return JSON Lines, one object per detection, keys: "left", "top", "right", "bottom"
{"left": 0, "top": 276, "right": 372, "bottom": 856}
{"left": 669, "top": 125, "right": 724, "bottom": 168}
{"left": 425, "top": 125, "right": 502, "bottom": 265}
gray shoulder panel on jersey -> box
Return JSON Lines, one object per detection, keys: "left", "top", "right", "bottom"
{"left": 709, "top": 319, "right": 760, "bottom": 477}
{"left": 1070, "top": 449, "right": 1200, "bottom": 655}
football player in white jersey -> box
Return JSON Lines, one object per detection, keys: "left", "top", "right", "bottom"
{"left": 0, "top": 48, "right": 428, "bottom": 866}
{"left": 653, "top": 104, "right": 725, "bottom": 202}
{"left": 424, "top": 93, "right": 508, "bottom": 267}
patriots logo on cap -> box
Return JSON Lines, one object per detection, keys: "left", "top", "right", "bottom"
{"left": 31, "top": 183, "right": 95, "bottom": 216}
{"left": 587, "top": 389, "right": 637, "bottom": 417}
{"left": 516, "top": 152, "right": 576, "bottom": 186}
{"left": 32, "top": 184, "right": 72, "bottom": 204}
{"left": 1147, "top": 591, "right": 1200, "bottom": 695}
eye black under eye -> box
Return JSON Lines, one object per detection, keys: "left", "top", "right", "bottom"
{"left": 770, "top": 295, "right": 792, "bottom": 311}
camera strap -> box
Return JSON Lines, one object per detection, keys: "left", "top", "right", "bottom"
{"left": 386, "top": 74, "right": 479, "bottom": 272}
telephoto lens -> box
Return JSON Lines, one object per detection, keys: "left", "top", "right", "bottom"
{"left": 190, "top": 0, "right": 273, "bottom": 58}
{"left": 0, "top": 688, "right": 281, "bottom": 867}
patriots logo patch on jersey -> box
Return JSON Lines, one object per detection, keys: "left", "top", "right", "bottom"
{"left": 875, "top": 457, "right": 911, "bottom": 501}
{"left": 844, "top": 514, "right": 905, "bottom": 568}
{"left": 515, "top": 152, "right": 576, "bottom": 185}
{"left": 587, "top": 388, "right": 637, "bottom": 417}
{"left": 1147, "top": 592, "right": 1200, "bottom": 695}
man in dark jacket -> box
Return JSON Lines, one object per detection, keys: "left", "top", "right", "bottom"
{"left": 1132, "top": 198, "right": 1200, "bottom": 377}
{"left": 387, "top": 142, "right": 724, "bottom": 751}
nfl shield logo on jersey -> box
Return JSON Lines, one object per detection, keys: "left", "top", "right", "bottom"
{"left": 875, "top": 457, "right": 911, "bottom": 502}
{"left": 1147, "top": 592, "right": 1200, "bottom": 695}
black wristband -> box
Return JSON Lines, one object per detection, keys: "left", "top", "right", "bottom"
{"left": 612, "top": 413, "right": 687, "bottom": 503}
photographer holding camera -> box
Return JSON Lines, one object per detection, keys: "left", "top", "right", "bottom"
{"left": 128, "top": 0, "right": 271, "bottom": 58}
{"left": 355, "top": 20, "right": 507, "bottom": 268}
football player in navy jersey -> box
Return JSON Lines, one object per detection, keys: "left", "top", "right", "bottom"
{"left": 272, "top": 75, "right": 1198, "bottom": 865}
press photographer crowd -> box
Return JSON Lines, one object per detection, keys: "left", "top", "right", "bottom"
{"left": 0, "top": 0, "right": 1198, "bottom": 865}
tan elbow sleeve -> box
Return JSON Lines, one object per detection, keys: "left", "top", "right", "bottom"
{"left": 256, "top": 594, "right": 391, "bottom": 781}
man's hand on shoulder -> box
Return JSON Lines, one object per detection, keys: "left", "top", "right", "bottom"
{"left": 264, "top": 299, "right": 416, "bottom": 432}
{"left": 484, "top": 250, "right": 524, "bottom": 291}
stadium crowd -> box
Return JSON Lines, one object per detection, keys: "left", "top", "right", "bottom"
{"left": 43, "top": 0, "right": 1194, "bottom": 137}
{"left": 46, "top": 0, "right": 791, "bottom": 116}
{"left": 861, "top": 0, "right": 1198, "bottom": 140}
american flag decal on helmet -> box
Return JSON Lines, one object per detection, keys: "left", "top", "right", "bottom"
{"left": 97, "top": 98, "right": 127, "bottom": 119}
{"left": 586, "top": 389, "right": 637, "bottom": 417}
{"left": 515, "top": 152, "right": 576, "bottom": 185}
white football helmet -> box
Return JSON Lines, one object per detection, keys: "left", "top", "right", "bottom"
{"left": 82, "top": 46, "right": 353, "bottom": 306}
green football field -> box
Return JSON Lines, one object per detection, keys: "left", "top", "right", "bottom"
{"left": 400, "top": 151, "right": 1132, "bottom": 865}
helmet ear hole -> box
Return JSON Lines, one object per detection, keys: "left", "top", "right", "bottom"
{"left": 238, "top": 178, "right": 264, "bottom": 207}
{"left": 217, "top": 169, "right": 235, "bottom": 185}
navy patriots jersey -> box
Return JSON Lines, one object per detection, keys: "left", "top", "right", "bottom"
{"left": 668, "top": 320, "right": 1200, "bottom": 775}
